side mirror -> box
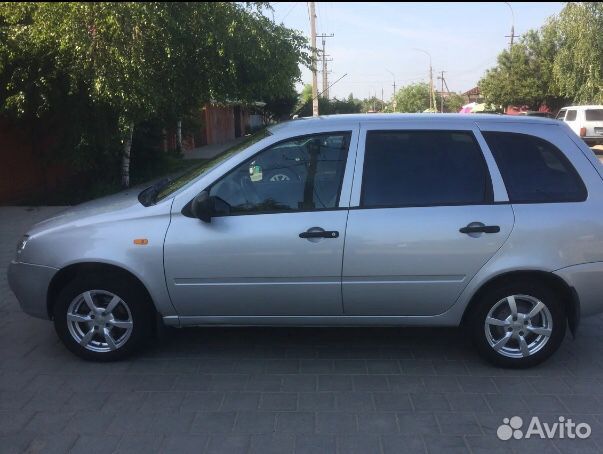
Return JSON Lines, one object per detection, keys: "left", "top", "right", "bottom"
{"left": 189, "top": 191, "right": 231, "bottom": 223}
{"left": 190, "top": 191, "right": 213, "bottom": 223}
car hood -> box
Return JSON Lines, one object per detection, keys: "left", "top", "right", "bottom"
{"left": 27, "top": 187, "right": 148, "bottom": 236}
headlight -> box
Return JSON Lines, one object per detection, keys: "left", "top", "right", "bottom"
{"left": 16, "top": 235, "right": 29, "bottom": 259}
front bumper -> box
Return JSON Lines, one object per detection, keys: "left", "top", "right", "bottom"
{"left": 7, "top": 261, "right": 58, "bottom": 319}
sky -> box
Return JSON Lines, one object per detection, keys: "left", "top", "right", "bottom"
{"left": 267, "top": 2, "right": 564, "bottom": 100}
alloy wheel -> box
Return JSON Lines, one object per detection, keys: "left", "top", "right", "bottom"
{"left": 484, "top": 294, "right": 553, "bottom": 359}
{"left": 66, "top": 290, "right": 133, "bottom": 352}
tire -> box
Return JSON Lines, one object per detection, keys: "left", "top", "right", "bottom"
{"left": 468, "top": 279, "right": 566, "bottom": 368}
{"left": 53, "top": 273, "right": 154, "bottom": 361}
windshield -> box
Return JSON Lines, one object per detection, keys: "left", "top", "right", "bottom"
{"left": 140, "top": 128, "right": 271, "bottom": 205}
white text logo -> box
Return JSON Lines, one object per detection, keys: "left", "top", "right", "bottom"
{"left": 497, "top": 416, "right": 591, "bottom": 440}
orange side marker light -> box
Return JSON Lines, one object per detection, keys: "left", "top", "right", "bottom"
{"left": 133, "top": 239, "right": 149, "bottom": 245}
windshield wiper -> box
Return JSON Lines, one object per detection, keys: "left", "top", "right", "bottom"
{"left": 138, "top": 177, "right": 171, "bottom": 207}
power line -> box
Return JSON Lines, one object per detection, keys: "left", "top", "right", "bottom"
{"left": 281, "top": 2, "right": 299, "bottom": 22}
{"left": 324, "top": 2, "right": 332, "bottom": 36}
{"left": 293, "top": 73, "right": 348, "bottom": 117}
{"left": 316, "top": 1, "right": 325, "bottom": 34}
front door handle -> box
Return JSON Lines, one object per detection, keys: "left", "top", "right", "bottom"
{"left": 459, "top": 223, "right": 500, "bottom": 234}
{"left": 299, "top": 229, "right": 339, "bottom": 239}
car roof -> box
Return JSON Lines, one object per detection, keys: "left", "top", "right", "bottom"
{"left": 268, "top": 113, "right": 559, "bottom": 135}
{"left": 560, "top": 105, "right": 603, "bottom": 110}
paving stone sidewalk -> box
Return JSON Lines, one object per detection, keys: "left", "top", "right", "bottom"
{"left": 2, "top": 206, "right": 603, "bottom": 453}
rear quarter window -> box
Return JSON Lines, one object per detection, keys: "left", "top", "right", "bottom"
{"left": 585, "top": 109, "right": 603, "bottom": 121}
{"left": 483, "top": 131, "right": 587, "bottom": 203}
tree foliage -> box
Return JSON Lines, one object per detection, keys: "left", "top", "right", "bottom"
{"left": 393, "top": 83, "right": 431, "bottom": 113}
{"left": 295, "top": 84, "right": 362, "bottom": 117}
{"left": 553, "top": 2, "right": 603, "bottom": 104}
{"left": 479, "top": 2, "right": 603, "bottom": 109}
{"left": 444, "top": 93, "right": 466, "bottom": 113}
{"left": 479, "top": 26, "right": 564, "bottom": 110}
{"left": 361, "top": 96, "right": 385, "bottom": 113}
{"left": 0, "top": 2, "right": 308, "bottom": 186}
{"left": 391, "top": 82, "right": 464, "bottom": 113}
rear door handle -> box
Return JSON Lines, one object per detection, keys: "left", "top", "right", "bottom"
{"left": 299, "top": 229, "right": 339, "bottom": 239}
{"left": 459, "top": 224, "right": 500, "bottom": 234}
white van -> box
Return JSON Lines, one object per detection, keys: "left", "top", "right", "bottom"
{"left": 556, "top": 105, "right": 603, "bottom": 146}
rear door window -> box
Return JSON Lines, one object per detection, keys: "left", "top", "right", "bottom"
{"left": 483, "top": 131, "right": 587, "bottom": 203}
{"left": 361, "top": 130, "right": 492, "bottom": 207}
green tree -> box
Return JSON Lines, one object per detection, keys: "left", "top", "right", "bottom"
{"left": 393, "top": 83, "right": 431, "bottom": 112}
{"left": 295, "top": 83, "right": 314, "bottom": 112}
{"left": 478, "top": 2, "right": 603, "bottom": 110}
{"left": 479, "top": 25, "right": 565, "bottom": 110}
{"left": 330, "top": 97, "right": 362, "bottom": 114}
{"left": 361, "top": 96, "right": 385, "bottom": 113}
{"left": 0, "top": 2, "right": 308, "bottom": 187}
{"left": 553, "top": 2, "right": 603, "bottom": 104}
{"left": 443, "top": 93, "right": 466, "bottom": 113}
{"left": 295, "top": 85, "right": 362, "bottom": 117}
{"left": 263, "top": 85, "right": 299, "bottom": 121}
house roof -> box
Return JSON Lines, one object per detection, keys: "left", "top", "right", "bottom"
{"left": 463, "top": 87, "right": 480, "bottom": 96}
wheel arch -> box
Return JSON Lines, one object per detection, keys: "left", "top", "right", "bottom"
{"left": 460, "top": 270, "right": 579, "bottom": 336}
{"left": 47, "top": 262, "right": 158, "bottom": 320}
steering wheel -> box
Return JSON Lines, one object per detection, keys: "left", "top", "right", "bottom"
{"left": 265, "top": 167, "right": 301, "bottom": 183}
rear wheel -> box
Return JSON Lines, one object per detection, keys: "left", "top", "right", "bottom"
{"left": 469, "top": 280, "right": 566, "bottom": 368}
{"left": 53, "top": 273, "right": 153, "bottom": 361}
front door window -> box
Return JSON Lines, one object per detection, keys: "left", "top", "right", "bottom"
{"left": 210, "top": 133, "right": 351, "bottom": 214}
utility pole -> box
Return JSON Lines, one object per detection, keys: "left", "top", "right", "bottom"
{"left": 437, "top": 70, "right": 447, "bottom": 113}
{"left": 317, "top": 33, "right": 334, "bottom": 99}
{"left": 386, "top": 69, "right": 396, "bottom": 111}
{"left": 504, "top": 2, "right": 518, "bottom": 50}
{"left": 429, "top": 64, "right": 434, "bottom": 111}
{"left": 321, "top": 55, "right": 333, "bottom": 98}
{"left": 414, "top": 48, "right": 434, "bottom": 111}
{"left": 381, "top": 87, "right": 384, "bottom": 110}
{"left": 309, "top": 2, "right": 319, "bottom": 116}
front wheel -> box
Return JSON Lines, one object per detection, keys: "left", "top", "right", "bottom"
{"left": 469, "top": 280, "right": 566, "bottom": 368}
{"left": 53, "top": 274, "right": 153, "bottom": 361}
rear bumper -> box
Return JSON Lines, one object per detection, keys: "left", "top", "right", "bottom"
{"left": 555, "top": 262, "right": 603, "bottom": 317}
{"left": 7, "top": 261, "right": 58, "bottom": 319}
{"left": 584, "top": 137, "right": 603, "bottom": 146}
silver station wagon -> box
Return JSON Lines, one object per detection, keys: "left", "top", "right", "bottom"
{"left": 8, "top": 114, "right": 603, "bottom": 367}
